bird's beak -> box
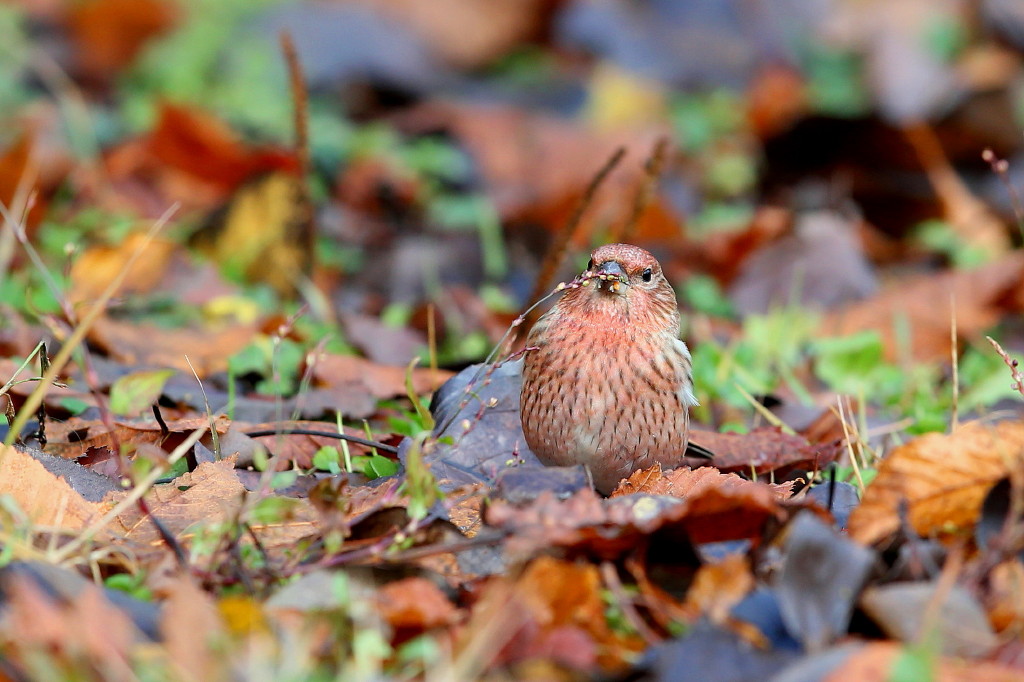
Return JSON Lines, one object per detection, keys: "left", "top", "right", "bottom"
{"left": 593, "top": 260, "right": 628, "bottom": 292}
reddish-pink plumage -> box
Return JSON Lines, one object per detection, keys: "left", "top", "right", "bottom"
{"left": 520, "top": 243, "right": 697, "bottom": 493}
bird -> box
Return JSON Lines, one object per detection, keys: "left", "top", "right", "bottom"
{"left": 520, "top": 243, "right": 708, "bottom": 494}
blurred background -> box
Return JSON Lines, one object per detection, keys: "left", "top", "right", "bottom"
{"left": 3, "top": 0, "right": 1024, "bottom": 434}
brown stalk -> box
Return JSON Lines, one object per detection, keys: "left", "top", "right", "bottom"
{"left": 517, "top": 146, "right": 626, "bottom": 340}
{"left": 611, "top": 137, "right": 670, "bottom": 244}
{"left": 280, "top": 31, "right": 315, "bottom": 279}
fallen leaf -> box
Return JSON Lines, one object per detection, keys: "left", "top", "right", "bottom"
{"left": 375, "top": 576, "right": 458, "bottom": 631}
{"left": 45, "top": 415, "right": 230, "bottom": 461}
{"left": 612, "top": 465, "right": 794, "bottom": 545}
{"left": 68, "top": 233, "right": 177, "bottom": 305}
{"left": 848, "top": 421, "right": 1024, "bottom": 544}
{"left": 193, "top": 172, "right": 311, "bottom": 292}
{"left": 109, "top": 368, "right": 176, "bottom": 417}
{"left": 820, "top": 253, "right": 1024, "bottom": 363}
{"left": 0, "top": 133, "right": 47, "bottom": 230}
{"left": 311, "top": 351, "right": 451, "bottom": 400}
{"left": 775, "top": 513, "right": 875, "bottom": 653}
{"left": 860, "top": 581, "right": 997, "bottom": 657}
{"left": 688, "top": 426, "right": 843, "bottom": 477}
{"left": 476, "top": 555, "right": 642, "bottom": 672}
{"left": 146, "top": 103, "right": 297, "bottom": 192}
{"left": 488, "top": 470, "right": 794, "bottom": 559}
{"left": 112, "top": 458, "right": 247, "bottom": 544}
{"left": 68, "top": 0, "right": 177, "bottom": 77}
{"left": 400, "top": 101, "right": 680, "bottom": 239}
{"left": 681, "top": 554, "right": 754, "bottom": 625}
{"left": 0, "top": 445, "right": 103, "bottom": 529}
{"left": 747, "top": 65, "right": 808, "bottom": 139}
{"left": 231, "top": 420, "right": 377, "bottom": 470}
{"left": 88, "top": 315, "right": 257, "bottom": 377}
{"left": 0, "top": 574, "right": 138, "bottom": 672}
{"left": 160, "top": 576, "right": 227, "bottom": 681}
{"left": 986, "top": 560, "right": 1024, "bottom": 632}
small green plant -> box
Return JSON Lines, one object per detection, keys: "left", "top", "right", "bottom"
{"left": 398, "top": 435, "right": 443, "bottom": 520}
{"left": 104, "top": 572, "right": 154, "bottom": 601}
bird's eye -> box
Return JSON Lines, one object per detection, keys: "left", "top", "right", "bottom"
{"left": 587, "top": 259, "right": 594, "bottom": 271}
{"left": 642, "top": 268, "right": 653, "bottom": 282}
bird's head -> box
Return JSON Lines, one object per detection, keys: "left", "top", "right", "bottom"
{"left": 583, "top": 243, "right": 668, "bottom": 296}
{"left": 557, "top": 243, "right": 680, "bottom": 331}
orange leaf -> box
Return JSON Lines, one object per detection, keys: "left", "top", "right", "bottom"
{"left": 376, "top": 577, "right": 458, "bottom": 630}
{"left": 848, "top": 421, "right": 1024, "bottom": 544}
{"left": 0, "top": 445, "right": 104, "bottom": 529}
{"left": 147, "top": 103, "right": 297, "bottom": 191}
{"left": 68, "top": 0, "right": 177, "bottom": 77}
{"left": 820, "top": 253, "right": 1024, "bottom": 364}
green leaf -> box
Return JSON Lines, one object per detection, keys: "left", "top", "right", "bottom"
{"left": 312, "top": 446, "right": 342, "bottom": 474}
{"left": 109, "top": 369, "right": 176, "bottom": 417}
{"left": 59, "top": 397, "right": 91, "bottom": 416}
{"left": 248, "top": 496, "right": 298, "bottom": 524}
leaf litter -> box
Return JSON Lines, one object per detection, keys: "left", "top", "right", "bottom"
{"left": 4, "top": 2, "right": 1024, "bottom": 680}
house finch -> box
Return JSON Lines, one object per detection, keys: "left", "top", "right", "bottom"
{"left": 520, "top": 243, "right": 703, "bottom": 494}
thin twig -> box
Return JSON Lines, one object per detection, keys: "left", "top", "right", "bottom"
{"left": 982, "top": 148, "right": 1024, "bottom": 242}
{"left": 243, "top": 428, "right": 398, "bottom": 454}
{"left": 987, "top": 336, "right": 1024, "bottom": 400}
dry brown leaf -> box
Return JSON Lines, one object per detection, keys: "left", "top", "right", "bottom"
{"left": 68, "top": 0, "right": 177, "bottom": 77}
{"left": 112, "top": 458, "right": 247, "bottom": 544}
{"left": 160, "top": 575, "right": 227, "bottom": 682}
{"left": 848, "top": 421, "right": 1024, "bottom": 544}
{"left": 903, "top": 122, "right": 1011, "bottom": 258}
{"left": 688, "top": 426, "right": 842, "bottom": 477}
{"left": 236, "top": 419, "right": 376, "bottom": 469}
{"left": 820, "top": 253, "right": 1024, "bottom": 363}
{"left": 146, "top": 103, "right": 297, "bottom": 192}
{"left": 375, "top": 577, "right": 458, "bottom": 630}
{"left": 681, "top": 554, "right": 755, "bottom": 625}
{"left": 986, "top": 560, "right": 1024, "bottom": 632}
{"left": 402, "top": 102, "right": 680, "bottom": 239}
{"left": 613, "top": 465, "right": 791, "bottom": 501}
{"left": 613, "top": 465, "right": 793, "bottom": 544}
{"left": 1, "top": 575, "right": 138, "bottom": 675}
{"left": 46, "top": 415, "right": 231, "bottom": 461}
{"left": 69, "top": 233, "right": 177, "bottom": 305}
{"left": 489, "top": 470, "right": 793, "bottom": 557}
{"left": 499, "top": 555, "right": 642, "bottom": 671}
{"left": 826, "top": 641, "right": 1023, "bottom": 682}
{"left": 311, "top": 351, "right": 452, "bottom": 399}
{"left": 88, "top": 315, "right": 257, "bottom": 377}
{"left": 0, "top": 133, "right": 47, "bottom": 230}
{"left": 0, "top": 445, "right": 104, "bottom": 529}
{"left": 112, "top": 459, "right": 318, "bottom": 556}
